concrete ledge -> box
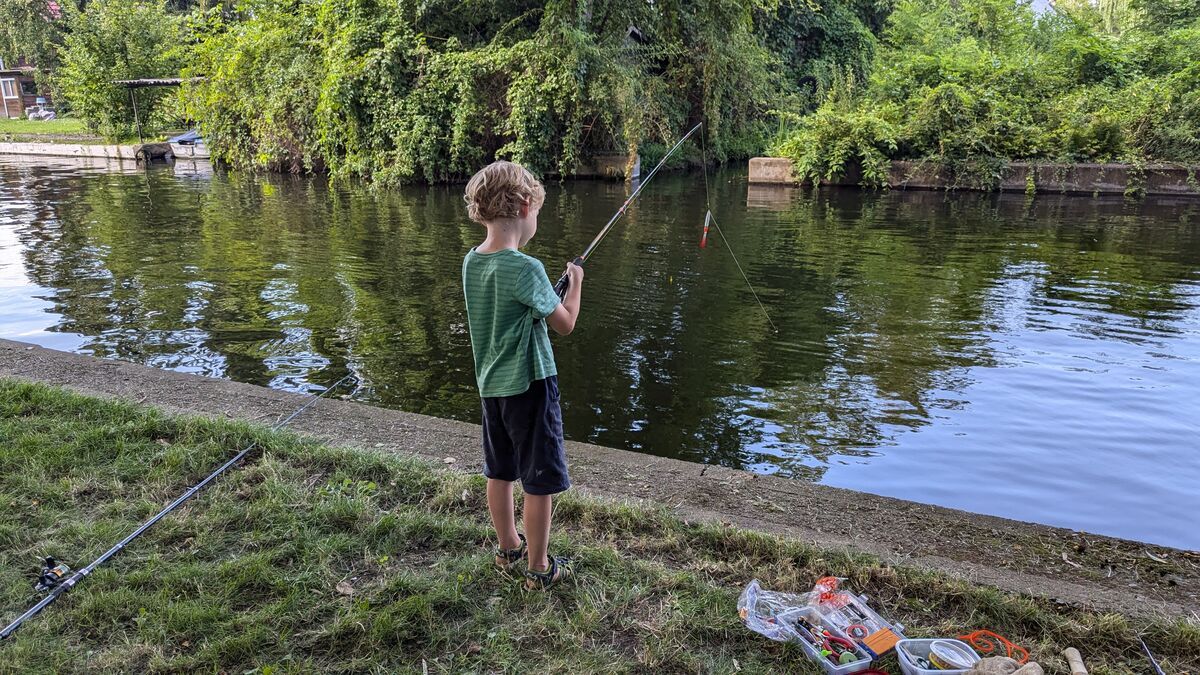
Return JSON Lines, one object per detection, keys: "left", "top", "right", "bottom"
{"left": 750, "top": 157, "right": 1200, "bottom": 197}
{"left": 0, "top": 141, "right": 141, "bottom": 161}
{"left": 0, "top": 152, "right": 214, "bottom": 177}
{"left": 0, "top": 339, "right": 1195, "bottom": 618}
{"left": 0, "top": 141, "right": 211, "bottom": 163}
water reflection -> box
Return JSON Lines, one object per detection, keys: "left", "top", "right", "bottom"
{"left": 1, "top": 158, "right": 1198, "bottom": 547}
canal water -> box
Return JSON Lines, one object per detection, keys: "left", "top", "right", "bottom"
{"left": 1, "top": 157, "right": 1198, "bottom": 549}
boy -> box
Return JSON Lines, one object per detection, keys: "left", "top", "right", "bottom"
{"left": 461, "top": 160, "right": 583, "bottom": 589}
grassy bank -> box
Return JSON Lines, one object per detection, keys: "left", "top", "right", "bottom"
{"left": 0, "top": 117, "right": 101, "bottom": 144}
{"left": 0, "top": 380, "right": 1196, "bottom": 673}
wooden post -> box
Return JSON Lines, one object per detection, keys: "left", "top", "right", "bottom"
{"left": 128, "top": 87, "right": 143, "bottom": 142}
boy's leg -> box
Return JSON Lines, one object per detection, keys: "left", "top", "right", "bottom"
{"left": 506, "top": 377, "right": 570, "bottom": 576}
{"left": 487, "top": 478, "right": 522, "bottom": 551}
{"left": 523, "top": 493, "right": 553, "bottom": 572}
{"left": 482, "top": 397, "right": 521, "bottom": 554}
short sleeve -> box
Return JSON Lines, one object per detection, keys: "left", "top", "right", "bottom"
{"left": 514, "top": 259, "right": 561, "bottom": 319}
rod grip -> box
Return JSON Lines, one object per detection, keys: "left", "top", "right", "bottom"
{"left": 553, "top": 257, "right": 584, "bottom": 300}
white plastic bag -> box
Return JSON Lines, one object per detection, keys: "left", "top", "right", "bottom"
{"left": 737, "top": 579, "right": 816, "bottom": 643}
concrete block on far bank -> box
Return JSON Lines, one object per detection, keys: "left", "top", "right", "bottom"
{"left": 747, "top": 157, "right": 796, "bottom": 185}
{"left": 749, "top": 156, "right": 1200, "bottom": 197}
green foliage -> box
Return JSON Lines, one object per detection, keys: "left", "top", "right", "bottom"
{"left": 0, "top": 0, "right": 76, "bottom": 74}
{"left": 1132, "top": 0, "right": 1200, "bottom": 29}
{"left": 771, "top": 0, "right": 1200, "bottom": 188}
{"left": 10, "top": 0, "right": 885, "bottom": 180}
{"left": 754, "top": 0, "right": 884, "bottom": 104}
{"left": 55, "top": 0, "right": 185, "bottom": 140}
{"left": 182, "top": 0, "right": 879, "bottom": 182}
{"left": 773, "top": 75, "right": 898, "bottom": 186}
{"left": 181, "top": 5, "right": 322, "bottom": 171}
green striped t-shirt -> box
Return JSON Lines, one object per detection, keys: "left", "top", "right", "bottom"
{"left": 462, "top": 247, "right": 561, "bottom": 398}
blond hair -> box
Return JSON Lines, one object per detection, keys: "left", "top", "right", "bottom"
{"left": 464, "top": 161, "right": 545, "bottom": 223}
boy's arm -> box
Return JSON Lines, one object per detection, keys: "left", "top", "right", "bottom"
{"left": 545, "top": 262, "right": 583, "bottom": 336}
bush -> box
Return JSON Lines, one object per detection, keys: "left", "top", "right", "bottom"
{"left": 55, "top": 0, "right": 185, "bottom": 140}
{"left": 772, "top": 76, "right": 898, "bottom": 187}
{"left": 180, "top": 0, "right": 883, "bottom": 183}
{"left": 771, "top": 0, "right": 1200, "bottom": 187}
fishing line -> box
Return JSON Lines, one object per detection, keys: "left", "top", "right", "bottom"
{"left": 553, "top": 123, "right": 704, "bottom": 297}
{"left": 699, "top": 126, "right": 778, "bottom": 333}
{"left": 0, "top": 372, "right": 356, "bottom": 642}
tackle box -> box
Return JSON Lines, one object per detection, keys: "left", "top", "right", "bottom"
{"left": 776, "top": 606, "right": 877, "bottom": 675}
{"left": 737, "top": 580, "right": 907, "bottom": 674}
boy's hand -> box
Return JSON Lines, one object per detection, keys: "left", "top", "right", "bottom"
{"left": 565, "top": 262, "right": 584, "bottom": 287}
{"left": 547, "top": 261, "right": 583, "bottom": 336}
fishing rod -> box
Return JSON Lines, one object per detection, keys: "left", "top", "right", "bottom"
{"left": 1140, "top": 638, "right": 1165, "bottom": 675}
{"left": 552, "top": 122, "right": 703, "bottom": 297}
{"left": 0, "top": 373, "right": 355, "bottom": 642}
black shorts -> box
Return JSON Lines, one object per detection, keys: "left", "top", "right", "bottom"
{"left": 480, "top": 376, "right": 571, "bottom": 496}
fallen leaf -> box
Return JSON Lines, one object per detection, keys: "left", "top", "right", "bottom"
{"left": 461, "top": 489, "right": 469, "bottom": 502}
{"left": 335, "top": 581, "right": 354, "bottom": 596}
{"left": 443, "top": 457, "right": 457, "bottom": 464}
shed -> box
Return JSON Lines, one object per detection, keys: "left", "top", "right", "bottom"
{"left": 0, "top": 57, "right": 52, "bottom": 119}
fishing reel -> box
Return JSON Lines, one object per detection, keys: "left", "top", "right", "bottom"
{"left": 34, "top": 557, "right": 71, "bottom": 593}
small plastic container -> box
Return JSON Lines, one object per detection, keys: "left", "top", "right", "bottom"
{"left": 786, "top": 606, "right": 877, "bottom": 674}
{"left": 896, "top": 639, "right": 981, "bottom": 675}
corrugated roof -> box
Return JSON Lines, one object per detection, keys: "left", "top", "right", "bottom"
{"left": 111, "top": 77, "right": 206, "bottom": 88}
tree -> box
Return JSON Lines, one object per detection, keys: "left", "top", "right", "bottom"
{"left": 55, "top": 0, "right": 185, "bottom": 139}
{"left": 0, "top": 0, "right": 77, "bottom": 77}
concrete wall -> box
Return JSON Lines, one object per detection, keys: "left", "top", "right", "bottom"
{"left": 0, "top": 141, "right": 211, "bottom": 162}
{"left": 0, "top": 142, "right": 141, "bottom": 161}
{"left": 749, "top": 157, "right": 1200, "bottom": 197}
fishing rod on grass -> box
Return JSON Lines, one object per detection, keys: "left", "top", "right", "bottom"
{"left": 0, "top": 373, "right": 356, "bottom": 642}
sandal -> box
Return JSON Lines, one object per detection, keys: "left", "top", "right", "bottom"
{"left": 524, "top": 554, "right": 573, "bottom": 590}
{"left": 494, "top": 534, "right": 527, "bottom": 570}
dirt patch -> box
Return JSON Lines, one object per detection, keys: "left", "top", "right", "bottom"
{"left": 0, "top": 339, "right": 1195, "bottom": 619}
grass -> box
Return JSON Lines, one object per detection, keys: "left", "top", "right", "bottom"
{"left": 0, "top": 117, "right": 93, "bottom": 140}
{"left": 0, "top": 379, "right": 1196, "bottom": 673}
